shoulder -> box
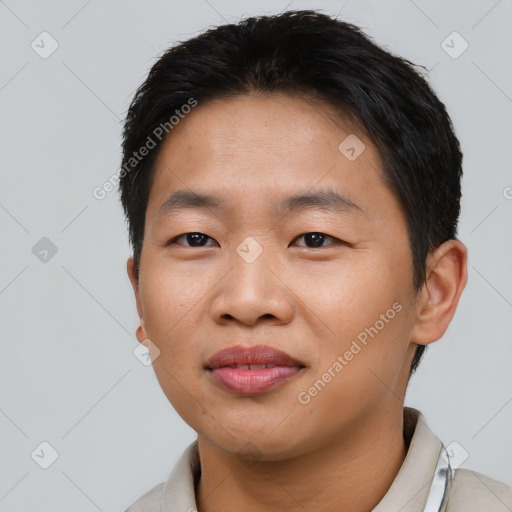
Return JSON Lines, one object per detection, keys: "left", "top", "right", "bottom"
{"left": 123, "top": 441, "right": 200, "bottom": 512}
{"left": 124, "top": 482, "right": 165, "bottom": 512}
{"left": 447, "top": 468, "right": 512, "bottom": 511}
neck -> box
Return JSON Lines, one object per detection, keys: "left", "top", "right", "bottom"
{"left": 195, "top": 406, "right": 408, "bottom": 512}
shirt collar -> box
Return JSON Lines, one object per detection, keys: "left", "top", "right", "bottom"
{"left": 161, "top": 407, "right": 443, "bottom": 512}
{"left": 372, "top": 407, "right": 444, "bottom": 511}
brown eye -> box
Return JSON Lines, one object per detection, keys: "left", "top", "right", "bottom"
{"left": 168, "top": 232, "right": 217, "bottom": 247}
{"left": 293, "top": 232, "right": 339, "bottom": 248}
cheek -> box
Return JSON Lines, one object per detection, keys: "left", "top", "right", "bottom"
{"left": 303, "top": 257, "right": 394, "bottom": 332}
{"left": 140, "top": 261, "right": 208, "bottom": 337}
{"left": 294, "top": 311, "right": 410, "bottom": 438}
{"left": 303, "top": 255, "right": 412, "bottom": 383}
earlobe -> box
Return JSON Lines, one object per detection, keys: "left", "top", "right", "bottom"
{"left": 410, "top": 240, "right": 468, "bottom": 345}
{"left": 127, "top": 256, "right": 145, "bottom": 340}
{"left": 135, "top": 319, "right": 147, "bottom": 345}
{"left": 127, "top": 256, "right": 138, "bottom": 289}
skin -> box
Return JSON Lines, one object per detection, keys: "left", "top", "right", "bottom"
{"left": 127, "top": 93, "right": 467, "bottom": 512}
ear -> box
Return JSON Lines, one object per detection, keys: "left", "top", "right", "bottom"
{"left": 127, "top": 256, "right": 147, "bottom": 344}
{"left": 410, "top": 240, "right": 468, "bottom": 345}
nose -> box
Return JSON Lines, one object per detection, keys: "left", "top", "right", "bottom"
{"left": 209, "top": 241, "right": 294, "bottom": 327}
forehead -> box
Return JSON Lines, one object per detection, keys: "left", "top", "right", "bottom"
{"left": 146, "top": 93, "right": 400, "bottom": 224}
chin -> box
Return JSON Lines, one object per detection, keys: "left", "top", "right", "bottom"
{"left": 199, "top": 421, "right": 313, "bottom": 462}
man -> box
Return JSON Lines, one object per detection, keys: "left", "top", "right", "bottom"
{"left": 119, "top": 10, "right": 511, "bottom": 512}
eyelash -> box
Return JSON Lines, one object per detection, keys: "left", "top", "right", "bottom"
{"left": 166, "top": 232, "right": 347, "bottom": 249}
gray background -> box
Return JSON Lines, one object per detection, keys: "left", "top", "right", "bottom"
{"left": 0, "top": 0, "right": 511, "bottom": 510}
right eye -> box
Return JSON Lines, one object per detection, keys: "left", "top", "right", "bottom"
{"left": 167, "top": 232, "right": 218, "bottom": 247}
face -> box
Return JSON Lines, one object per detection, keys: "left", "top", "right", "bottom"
{"left": 128, "top": 93, "right": 421, "bottom": 460}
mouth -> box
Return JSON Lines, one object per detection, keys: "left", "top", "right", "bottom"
{"left": 205, "top": 344, "right": 306, "bottom": 395}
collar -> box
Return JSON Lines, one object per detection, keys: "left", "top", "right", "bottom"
{"left": 160, "top": 407, "right": 444, "bottom": 512}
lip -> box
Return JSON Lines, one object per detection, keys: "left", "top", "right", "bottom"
{"left": 205, "top": 344, "right": 306, "bottom": 395}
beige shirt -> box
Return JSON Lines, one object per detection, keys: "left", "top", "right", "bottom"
{"left": 125, "top": 407, "right": 512, "bottom": 511}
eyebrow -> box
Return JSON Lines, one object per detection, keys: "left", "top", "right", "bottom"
{"left": 157, "top": 188, "right": 364, "bottom": 218}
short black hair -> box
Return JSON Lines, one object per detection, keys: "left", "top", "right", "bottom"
{"left": 119, "top": 9, "right": 463, "bottom": 376}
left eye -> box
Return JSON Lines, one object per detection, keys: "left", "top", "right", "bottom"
{"left": 167, "top": 232, "right": 217, "bottom": 247}
{"left": 292, "top": 232, "right": 339, "bottom": 248}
